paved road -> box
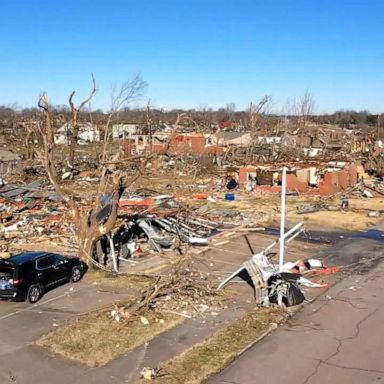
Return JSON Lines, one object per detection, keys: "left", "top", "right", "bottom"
{"left": 210, "top": 260, "right": 384, "bottom": 384}
{"left": 0, "top": 280, "right": 130, "bottom": 384}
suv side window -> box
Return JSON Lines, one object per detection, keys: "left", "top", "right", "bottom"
{"left": 51, "top": 255, "right": 66, "bottom": 265}
{"left": 36, "top": 256, "right": 55, "bottom": 270}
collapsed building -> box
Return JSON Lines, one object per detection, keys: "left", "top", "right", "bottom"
{"left": 54, "top": 123, "right": 100, "bottom": 144}
{"left": 0, "top": 148, "right": 21, "bottom": 177}
{"left": 238, "top": 163, "right": 365, "bottom": 196}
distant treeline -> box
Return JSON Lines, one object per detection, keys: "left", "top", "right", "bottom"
{"left": 0, "top": 105, "right": 383, "bottom": 129}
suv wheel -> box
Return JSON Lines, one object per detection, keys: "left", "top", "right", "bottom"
{"left": 70, "top": 267, "right": 82, "bottom": 283}
{"left": 27, "top": 284, "right": 41, "bottom": 304}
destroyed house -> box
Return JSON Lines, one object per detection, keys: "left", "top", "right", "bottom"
{"left": 122, "top": 133, "right": 170, "bottom": 155}
{"left": 257, "top": 135, "right": 282, "bottom": 145}
{"left": 123, "top": 133, "right": 227, "bottom": 156}
{"left": 238, "top": 163, "right": 361, "bottom": 196}
{"left": 112, "top": 124, "right": 138, "bottom": 140}
{"left": 214, "top": 132, "right": 251, "bottom": 147}
{"left": 219, "top": 121, "right": 238, "bottom": 129}
{"left": 168, "top": 133, "right": 227, "bottom": 155}
{"left": 54, "top": 123, "right": 100, "bottom": 144}
{"left": 0, "top": 149, "right": 20, "bottom": 176}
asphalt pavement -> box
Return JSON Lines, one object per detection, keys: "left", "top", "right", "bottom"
{"left": 209, "top": 227, "right": 384, "bottom": 384}
{"left": 0, "top": 280, "right": 130, "bottom": 384}
{"left": 1, "top": 223, "right": 383, "bottom": 384}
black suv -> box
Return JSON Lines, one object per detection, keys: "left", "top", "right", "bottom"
{"left": 0, "top": 252, "right": 84, "bottom": 303}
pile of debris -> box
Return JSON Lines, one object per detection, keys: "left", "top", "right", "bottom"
{"left": 111, "top": 211, "right": 218, "bottom": 260}
{"left": 0, "top": 180, "right": 249, "bottom": 270}
{"left": 0, "top": 182, "right": 77, "bottom": 256}
{"left": 105, "top": 191, "right": 252, "bottom": 264}
{"left": 110, "top": 259, "right": 222, "bottom": 322}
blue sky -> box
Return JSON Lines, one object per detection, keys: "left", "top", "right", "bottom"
{"left": 0, "top": 0, "right": 383, "bottom": 113}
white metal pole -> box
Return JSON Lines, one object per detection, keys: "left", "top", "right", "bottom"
{"left": 108, "top": 235, "right": 119, "bottom": 273}
{"left": 279, "top": 167, "right": 287, "bottom": 271}
{"left": 263, "top": 222, "right": 303, "bottom": 254}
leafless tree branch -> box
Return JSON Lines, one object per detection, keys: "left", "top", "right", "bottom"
{"left": 67, "top": 74, "right": 97, "bottom": 165}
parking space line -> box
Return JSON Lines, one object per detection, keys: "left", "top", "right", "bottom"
{"left": 0, "top": 285, "right": 89, "bottom": 321}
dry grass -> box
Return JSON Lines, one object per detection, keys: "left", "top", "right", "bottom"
{"left": 83, "top": 269, "right": 155, "bottom": 291}
{"left": 287, "top": 210, "right": 378, "bottom": 231}
{"left": 36, "top": 310, "right": 183, "bottom": 367}
{"left": 286, "top": 197, "right": 384, "bottom": 232}
{"left": 149, "top": 307, "right": 285, "bottom": 384}
{"left": 238, "top": 194, "right": 384, "bottom": 232}
{"left": 180, "top": 191, "right": 384, "bottom": 233}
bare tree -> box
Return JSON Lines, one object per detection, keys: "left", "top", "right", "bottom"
{"left": 37, "top": 75, "right": 148, "bottom": 266}
{"left": 248, "top": 95, "right": 271, "bottom": 133}
{"left": 244, "top": 96, "right": 272, "bottom": 161}
{"left": 145, "top": 100, "right": 154, "bottom": 152}
{"left": 174, "top": 112, "right": 198, "bottom": 129}
{"left": 174, "top": 112, "right": 188, "bottom": 126}
{"left": 68, "top": 75, "right": 97, "bottom": 166}
{"left": 297, "top": 91, "right": 316, "bottom": 128}
{"left": 102, "top": 73, "right": 147, "bottom": 161}
{"left": 194, "top": 104, "right": 213, "bottom": 129}
{"left": 24, "top": 116, "right": 40, "bottom": 160}
{"left": 225, "top": 103, "right": 236, "bottom": 121}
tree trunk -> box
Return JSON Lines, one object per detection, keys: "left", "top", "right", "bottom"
{"left": 78, "top": 235, "right": 95, "bottom": 265}
{"left": 76, "top": 216, "right": 97, "bottom": 265}
{"left": 68, "top": 126, "right": 79, "bottom": 166}
{"left": 74, "top": 180, "right": 123, "bottom": 267}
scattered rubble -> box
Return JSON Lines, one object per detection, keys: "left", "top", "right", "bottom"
{"left": 218, "top": 224, "right": 337, "bottom": 307}
{"left": 2, "top": 114, "right": 384, "bottom": 277}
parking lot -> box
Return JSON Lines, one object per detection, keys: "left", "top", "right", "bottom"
{"left": 0, "top": 280, "right": 130, "bottom": 384}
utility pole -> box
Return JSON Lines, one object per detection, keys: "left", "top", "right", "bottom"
{"left": 279, "top": 167, "right": 287, "bottom": 271}
{"left": 146, "top": 101, "right": 152, "bottom": 153}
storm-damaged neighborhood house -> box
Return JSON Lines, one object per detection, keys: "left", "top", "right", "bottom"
{"left": 212, "top": 132, "right": 251, "bottom": 147}
{"left": 112, "top": 124, "right": 138, "bottom": 140}
{"left": 122, "top": 131, "right": 252, "bottom": 155}
{"left": 279, "top": 126, "right": 352, "bottom": 158}
{"left": 122, "top": 132, "right": 170, "bottom": 155}
{"left": 0, "top": 148, "right": 21, "bottom": 176}
{"left": 54, "top": 122, "right": 100, "bottom": 144}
